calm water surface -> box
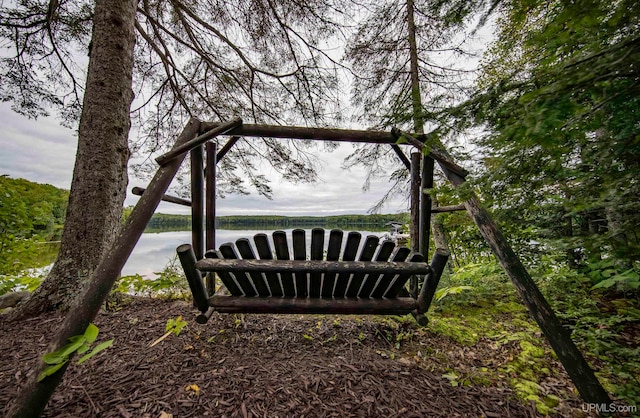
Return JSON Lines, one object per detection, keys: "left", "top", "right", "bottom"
{"left": 123, "top": 228, "right": 389, "bottom": 278}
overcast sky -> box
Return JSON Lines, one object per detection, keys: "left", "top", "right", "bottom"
{"left": 0, "top": 102, "right": 411, "bottom": 217}
{"left": 0, "top": 11, "right": 490, "bottom": 219}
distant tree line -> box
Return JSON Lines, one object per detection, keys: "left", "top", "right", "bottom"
{"left": 142, "top": 212, "right": 410, "bottom": 232}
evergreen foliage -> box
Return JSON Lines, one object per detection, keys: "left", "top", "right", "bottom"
{"left": 0, "top": 176, "right": 68, "bottom": 274}
{"left": 0, "top": 0, "right": 349, "bottom": 197}
{"left": 441, "top": 0, "right": 640, "bottom": 271}
{"left": 342, "top": 0, "right": 482, "bottom": 211}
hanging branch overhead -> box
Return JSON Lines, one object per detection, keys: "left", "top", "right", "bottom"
{"left": 117, "top": 0, "right": 355, "bottom": 198}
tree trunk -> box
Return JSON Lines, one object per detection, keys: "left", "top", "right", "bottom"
{"left": 8, "top": 0, "right": 137, "bottom": 321}
{"left": 406, "top": 0, "right": 423, "bottom": 135}
{"left": 432, "top": 213, "right": 453, "bottom": 272}
{"left": 563, "top": 213, "right": 580, "bottom": 269}
{"left": 407, "top": 0, "right": 452, "bottom": 262}
{"left": 431, "top": 194, "right": 453, "bottom": 272}
{"left": 605, "top": 204, "right": 632, "bottom": 268}
{"left": 431, "top": 215, "right": 449, "bottom": 249}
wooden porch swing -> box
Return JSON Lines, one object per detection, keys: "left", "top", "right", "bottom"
{"left": 143, "top": 117, "right": 456, "bottom": 324}
{"left": 125, "top": 117, "right": 609, "bottom": 405}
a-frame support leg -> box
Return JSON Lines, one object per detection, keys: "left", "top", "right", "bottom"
{"left": 395, "top": 130, "right": 611, "bottom": 406}
{"left": 7, "top": 118, "right": 202, "bottom": 417}
{"left": 445, "top": 171, "right": 610, "bottom": 404}
{"left": 9, "top": 117, "right": 244, "bottom": 418}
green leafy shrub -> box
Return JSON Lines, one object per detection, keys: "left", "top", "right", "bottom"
{"left": 585, "top": 259, "right": 640, "bottom": 292}
{"left": 0, "top": 275, "right": 42, "bottom": 296}
{"left": 433, "top": 261, "right": 514, "bottom": 308}
{"left": 38, "top": 323, "right": 113, "bottom": 382}
{"left": 113, "top": 259, "right": 189, "bottom": 299}
{"left": 534, "top": 257, "right": 640, "bottom": 407}
{"left": 435, "top": 285, "right": 474, "bottom": 302}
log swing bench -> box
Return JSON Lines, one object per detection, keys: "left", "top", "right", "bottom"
{"left": 124, "top": 117, "right": 609, "bottom": 406}
{"left": 178, "top": 229, "right": 449, "bottom": 324}
{"left": 149, "top": 117, "right": 454, "bottom": 325}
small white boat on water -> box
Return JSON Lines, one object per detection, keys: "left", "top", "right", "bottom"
{"left": 382, "top": 221, "right": 409, "bottom": 244}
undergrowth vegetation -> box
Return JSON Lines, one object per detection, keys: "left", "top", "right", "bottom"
{"left": 112, "top": 259, "right": 190, "bottom": 299}
{"left": 428, "top": 260, "right": 639, "bottom": 415}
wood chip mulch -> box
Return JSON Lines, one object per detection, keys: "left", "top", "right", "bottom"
{"left": 1, "top": 297, "right": 589, "bottom": 417}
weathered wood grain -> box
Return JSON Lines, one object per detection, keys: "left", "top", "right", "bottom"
{"left": 156, "top": 118, "right": 242, "bottom": 165}
{"left": 207, "top": 296, "right": 418, "bottom": 315}
{"left": 204, "top": 249, "right": 242, "bottom": 296}
{"left": 178, "top": 244, "right": 208, "bottom": 313}
{"left": 292, "top": 229, "right": 308, "bottom": 297}
{"left": 309, "top": 228, "right": 325, "bottom": 297}
{"left": 376, "top": 247, "right": 411, "bottom": 298}
{"left": 321, "top": 229, "right": 344, "bottom": 297}
{"left": 131, "top": 187, "right": 191, "bottom": 207}
{"left": 254, "top": 233, "right": 283, "bottom": 297}
{"left": 205, "top": 142, "right": 216, "bottom": 295}
{"left": 219, "top": 243, "right": 257, "bottom": 297}
{"left": 333, "top": 232, "right": 361, "bottom": 297}
{"left": 190, "top": 144, "right": 204, "bottom": 260}
{"left": 273, "top": 231, "right": 295, "bottom": 296}
{"left": 236, "top": 238, "right": 270, "bottom": 296}
{"left": 416, "top": 248, "right": 449, "bottom": 314}
{"left": 410, "top": 153, "right": 421, "bottom": 254}
{"left": 346, "top": 235, "right": 379, "bottom": 297}
{"left": 386, "top": 252, "right": 426, "bottom": 299}
{"left": 196, "top": 258, "right": 430, "bottom": 276}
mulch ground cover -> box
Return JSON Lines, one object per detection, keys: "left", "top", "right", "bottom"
{"left": 1, "top": 297, "right": 592, "bottom": 417}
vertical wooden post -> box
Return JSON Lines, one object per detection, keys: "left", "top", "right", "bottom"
{"left": 409, "top": 152, "right": 421, "bottom": 297}
{"left": 190, "top": 144, "right": 204, "bottom": 260}
{"left": 205, "top": 141, "right": 217, "bottom": 250}
{"left": 205, "top": 141, "right": 217, "bottom": 295}
{"left": 410, "top": 153, "right": 421, "bottom": 253}
{"left": 419, "top": 155, "right": 434, "bottom": 259}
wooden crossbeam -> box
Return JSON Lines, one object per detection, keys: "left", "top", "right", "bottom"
{"left": 200, "top": 122, "right": 395, "bottom": 144}
{"left": 131, "top": 186, "right": 191, "bottom": 207}
{"left": 206, "top": 296, "right": 418, "bottom": 315}
{"left": 195, "top": 258, "right": 431, "bottom": 276}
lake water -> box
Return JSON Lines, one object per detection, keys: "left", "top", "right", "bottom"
{"left": 123, "top": 228, "right": 390, "bottom": 278}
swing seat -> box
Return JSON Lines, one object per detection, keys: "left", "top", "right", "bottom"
{"left": 177, "top": 228, "right": 448, "bottom": 323}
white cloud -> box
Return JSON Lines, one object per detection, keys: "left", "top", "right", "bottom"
{"left": 1, "top": 102, "right": 410, "bottom": 216}
{"left": 200, "top": 142, "right": 410, "bottom": 216}
{"left": 0, "top": 102, "right": 77, "bottom": 189}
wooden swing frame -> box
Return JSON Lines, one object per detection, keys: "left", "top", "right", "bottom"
{"left": 151, "top": 118, "right": 457, "bottom": 324}
{"left": 122, "top": 117, "right": 609, "bottom": 405}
